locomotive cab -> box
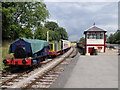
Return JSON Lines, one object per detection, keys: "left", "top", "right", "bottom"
{"left": 9, "top": 39, "right": 32, "bottom": 58}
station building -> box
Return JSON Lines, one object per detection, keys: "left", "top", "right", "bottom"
{"left": 84, "top": 24, "right": 107, "bottom": 54}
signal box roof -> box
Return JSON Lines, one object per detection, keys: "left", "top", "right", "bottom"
{"left": 84, "top": 25, "right": 107, "bottom": 34}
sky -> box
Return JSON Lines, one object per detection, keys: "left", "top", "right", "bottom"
{"left": 45, "top": 1, "right": 118, "bottom": 41}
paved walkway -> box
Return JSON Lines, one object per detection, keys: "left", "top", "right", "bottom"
{"left": 64, "top": 49, "right": 118, "bottom": 88}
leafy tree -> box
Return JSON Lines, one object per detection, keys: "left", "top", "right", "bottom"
{"left": 107, "top": 30, "right": 120, "bottom": 44}
{"left": 2, "top": 2, "right": 49, "bottom": 40}
{"left": 34, "top": 26, "right": 48, "bottom": 40}
{"left": 57, "top": 27, "right": 68, "bottom": 40}
{"left": 2, "top": 4, "right": 18, "bottom": 40}
{"left": 107, "top": 34, "right": 115, "bottom": 43}
{"left": 44, "top": 21, "right": 68, "bottom": 40}
{"left": 44, "top": 21, "right": 58, "bottom": 31}
{"left": 50, "top": 31, "right": 60, "bottom": 41}
{"left": 114, "top": 30, "right": 120, "bottom": 44}
{"left": 19, "top": 26, "right": 33, "bottom": 39}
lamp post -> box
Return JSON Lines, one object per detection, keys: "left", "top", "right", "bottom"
{"left": 47, "top": 31, "right": 49, "bottom": 42}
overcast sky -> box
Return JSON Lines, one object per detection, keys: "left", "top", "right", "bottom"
{"left": 45, "top": 2, "right": 118, "bottom": 41}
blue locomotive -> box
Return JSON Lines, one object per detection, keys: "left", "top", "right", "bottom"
{"left": 3, "top": 38, "right": 49, "bottom": 66}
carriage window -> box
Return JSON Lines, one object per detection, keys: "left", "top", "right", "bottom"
{"left": 54, "top": 43, "right": 57, "bottom": 51}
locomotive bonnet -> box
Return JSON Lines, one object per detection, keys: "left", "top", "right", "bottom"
{"left": 9, "top": 38, "right": 49, "bottom": 58}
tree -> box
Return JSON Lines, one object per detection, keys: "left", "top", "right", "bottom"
{"left": 34, "top": 27, "right": 61, "bottom": 41}
{"left": 57, "top": 27, "right": 68, "bottom": 40}
{"left": 107, "top": 34, "right": 115, "bottom": 44}
{"left": 107, "top": 30, "right": 120, "bottom": 44}
{"left": 2, "top": 2, "right": 49, "bottom": 40}
{"left": 19, "top": 26, "right": 33, "bottom": 39}
{"left": 44, "top": 21, "right": 58, "bottom": 31}
{"left": 34, "top": 26, "right": 48, "bottom": 40}
{"left": 79, "top": 37, "right": 85, "bottom": 43}
{"left": 44, "top": 21, "right": 68, "bottom": 40}
{"left": 114, "top": 30, "right": 120, "bottom": 44}
{"left": 2, "top": 3, "right": 20, "bottom": 40}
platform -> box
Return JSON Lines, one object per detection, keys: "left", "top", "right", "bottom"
{"left": 50, "top": 48, "right": 118, "bottom": 88}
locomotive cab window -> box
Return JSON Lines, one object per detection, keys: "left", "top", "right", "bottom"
{"left": 49, "top": 44, "right": 53, "bottom": 51}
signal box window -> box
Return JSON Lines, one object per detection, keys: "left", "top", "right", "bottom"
{"left": 87, "top": 33, "right": 104, "bottom": 39}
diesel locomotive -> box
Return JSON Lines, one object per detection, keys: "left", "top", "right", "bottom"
{"left": 49, "top": 40, "right": 71, "bottom": 56}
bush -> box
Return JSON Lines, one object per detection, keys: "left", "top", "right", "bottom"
{"left": 0, "top": 40, "right": 13, "bottom": 69}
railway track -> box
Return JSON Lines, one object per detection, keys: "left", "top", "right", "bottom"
{"left": 1, "top": 68, "right": 16, "bottom": 77}
{"left": 2, "top": 68, "right": 34, "bottom": 86}
{"left": 1, "top": 58, "right": 53, "bottom": 88}
{"left": 23, "top": 47, "right": 77, "bottom": 88}
{"left": 22, "top": 47, "right": 77, "bottom": 88}
{"left": 1, "top": 58, "right": 53, "bottom": 77}
{"left": 1, "top": 47, "right": 77, "bottom": 89}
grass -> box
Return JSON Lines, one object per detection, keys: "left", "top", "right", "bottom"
{"left": 0, "top": 40, "right": 13, "bottom": 69}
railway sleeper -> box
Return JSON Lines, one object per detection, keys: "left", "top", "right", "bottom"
{"left": 61, "top": 61, "right": 69, "bottom": 65}
{"left": 13, "top": 79, "right": 20, "bottom": 82}
{"left": 32, "top": 84, "right": 50, "bottom": 88}
{"left": 2, "top": 77, "right": 13, "bottom": 79}
{"left": 1, "top": 86, "right": 10, "bottom": 89}
{"left": 36, "top": 82, "right": 53, "bottom": 85}
{"left": 42, "top": 77, "right": 55, "bottom": 79}
{"left": 7, "top": 82, "right": 14, "bottom": 85}
{"left": 18, "top": 77, "right": 26, "bottom": 79}
{"left": 39, "top": 79, "right": 55, "bottom": 82}
{"left": 30, "top": 78, "right": 36, "bottom": 81}
{"left": 22, "top": 75, "right": 28, "bottom": 77}
{"left": 53, "top": 71, "right": 62, "bottom": 74}
{"left": 45, "top": 75, "right": 59, "bottom": 77}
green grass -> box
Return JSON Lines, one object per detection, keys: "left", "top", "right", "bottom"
{"left": 0, "top": 40, "right": 13, "bottom": 69}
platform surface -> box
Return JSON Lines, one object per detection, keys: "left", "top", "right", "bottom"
{"left": 51, "top": 49, "right": 118, "bottom": 88}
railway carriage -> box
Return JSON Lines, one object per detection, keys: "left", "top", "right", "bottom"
{"left": 3, "top": 38, "right": 49, "bottom": 66}
{"left": 62, "top": 40, "right": 71, "bottom": 50}
{"left": 49, "top": 40, "right": 71, "bottom": 56}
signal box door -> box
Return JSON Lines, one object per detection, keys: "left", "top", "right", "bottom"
{"left": 88, "top": 47, "right": 93, "bottom": 54}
